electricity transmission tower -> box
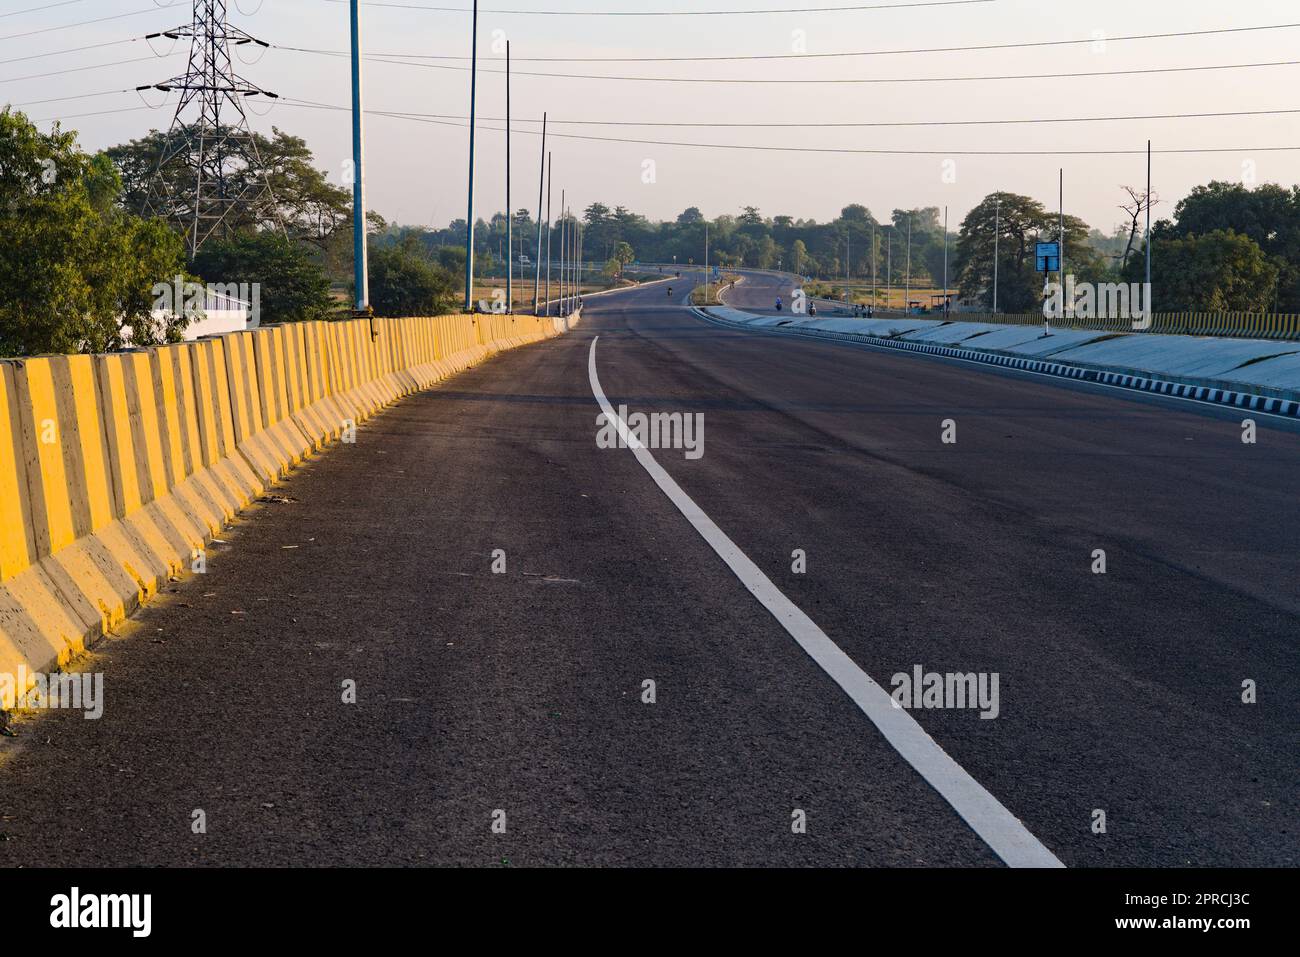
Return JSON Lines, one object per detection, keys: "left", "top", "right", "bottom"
{"left": 140, "top": 0, "right": 282, "bottom": 257}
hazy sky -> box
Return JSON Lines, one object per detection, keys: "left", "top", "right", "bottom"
{"left": 8, "top": 0, "right": 1300, "bottom": 234}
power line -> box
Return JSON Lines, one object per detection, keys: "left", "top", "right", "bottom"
{"left": 302, "top": 21, "right": 1300, "bottom": 63}
{"left": 277, "top": 96, "right": 1300, "bottom": 157}
{"left": 31, "top": 104, "right": 153, "bottom": 122}
{"left": 0, "top": 37, "right": 136, "bottom": 67}
{"left": 5, "top": 88, "right": 126, "bottom": 108}
{"left": 320, "top": 0, "right": 995, "bottom": 15}
{"left": 0, "top": 53, "right": 179, "bottom": 86}
{"left": 0, "top": 0, "right": 91, "bottom": 19}
{"left": 25, "top": 87, "right": 1300, "bottom": 131}
{"left": 280, "top": 46, "right": 1300, "bottom": 85}
{"left": 26, "top": 89, "right": 1300, "bottom": 157}
{"left": 291, "top": 104, "right": 1300, "bottom": 129}
{"left": 0, "top": 6, "right": 169, "bottom": 43}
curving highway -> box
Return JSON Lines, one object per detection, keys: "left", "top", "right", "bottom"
{"left": 0, "top": 277, "right": 1294, "bottom": 867}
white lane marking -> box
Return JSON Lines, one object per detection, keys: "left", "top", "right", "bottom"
{"left": 587, "top": 336, "right": 1063, "bottom": 869}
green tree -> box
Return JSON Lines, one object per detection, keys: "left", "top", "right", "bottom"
{"left": 1160, "top": 181, "right": 1300, "bottom": 311}
{"left": 583, "top": 201, "right": 614, "bottom": 260}
{"left": 437, "top": 245, "right": 467, "bottom": 273}
{"left": 0, "top": 108, "right": 190, "bottom": 355}
{"left": 1125, "top": 230, "right": 1279, "bottom": 312}
{"left": 954, "top": 193, "right": 1093, "bottom": 312}
{"left": 191, "top": 232, "right": 334, "bottom": 324}
{"left": 367, "top": 240, "right": 457, "bottom": 317}
{"left": 790, "top": 239, "right": 809, "bottom": 274}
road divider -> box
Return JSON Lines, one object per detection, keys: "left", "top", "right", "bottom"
{"left": 0, "top": 309, "right": 576, "bottom": 711}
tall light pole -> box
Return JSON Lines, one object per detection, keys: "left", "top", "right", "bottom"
{"left": 905, "top": 213, "right": 912, "bottom": 316}
{"left": 942, "top": 205, "right": 949, "bottom": 316}
{"left": 532, "top": 112, "right": 547, "bottom": 315}
{"left": 349, "top": 0, "right": 368, "bottom": 313}
{"left": 1059, "top": 167, "right": 1066, "bottom": 317}
{"left": 993, "top": 193, "right": 1000, "bottom": 315}
{"left": 887, "top": 230, "right": 892, "bottom": 313}
{"left": 871, "top": 223, "right": 876, "bottom": 311}
{"left": 559, "top": 191, "right": 566, "bottom": 314}
{"left": 1145, "top": 140, "right": 1153, "bottom": 320}
{"left": 505, "top": 41, "right": 511, "bottom": 313}
{"left": 544, "top": 152, "right": 552, "bottom": 317}
{"left": 463, "top": 0, "right": 479, "bottom": 313}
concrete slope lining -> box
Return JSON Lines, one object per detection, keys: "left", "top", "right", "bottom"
{"left": 692, "top": 305, "right": 1300, "bottom": 421}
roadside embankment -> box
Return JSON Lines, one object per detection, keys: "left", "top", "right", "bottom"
{"left": 694, "top": 302, "right": 1300, "bottom": 416}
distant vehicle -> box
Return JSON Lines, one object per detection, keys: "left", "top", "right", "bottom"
{"left": 775, "top": 297, "right": 783, "bottom": 311}
{"left": 520, "top": 255, "right": 532, "bottom": 266}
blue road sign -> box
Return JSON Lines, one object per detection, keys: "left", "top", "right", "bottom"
{"left": 1036, "top": 241, "right": 1060, "bottom": 273}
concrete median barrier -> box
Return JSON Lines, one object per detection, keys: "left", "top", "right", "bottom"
{"left": 0, "top": 360, "right": 106, "bottom": 705}
{"left": 283, "top": 322, "right": 344, "bottom": 449}
{"left": 189, "top": 336, "right": 264, "bottom": 508}
{"left": 222, "top": 331, "right": 299, "bottom": 482}
{"left": 154, "top": 343, "right": 242, "bottom": 530}
{"left": 0, "top": 311, "right": 578, "bottom": 711}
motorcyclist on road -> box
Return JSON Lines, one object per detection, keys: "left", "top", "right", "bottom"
{"left": 667, "top": 286, "right": 673, "bottom": 297}
{"left": 775, "top": 296, "right": 783, "bottom": 311}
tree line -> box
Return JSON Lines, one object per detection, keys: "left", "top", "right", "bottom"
{"left": 434, "top": 186, "right": 1300, "bottom": 315}
{"left": 3, "top": 106, "right": 1298, "bottom": 357}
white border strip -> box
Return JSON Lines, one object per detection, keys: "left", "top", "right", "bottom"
{"left": 588, "top": 336, "right": 1063, "bottom": 869}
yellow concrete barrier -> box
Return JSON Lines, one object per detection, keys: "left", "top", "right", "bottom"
{"left": 370, "top": 318, "right": 414, "bottom": 403}
{"left": 146, "top": 347, "right": 229, "bottom": 538}
{"left": 0, "top": 310, "right": 575, "bottom": 708}
{"left": 189, "top": 337, "right": 263, "bottom": 507}
{"left": 282, "top": 322, "right": 343, "bottom": 447}
{"left": 221, "top": 330, "right": 295, "bottom": 482}
{"left": 95, "top": 352, "right": 203, "bottom": 583}
{"left": 329, "top": 320, "right": 386, "bottom": 420}
{"left": 9, "top": 355, "right": 163, "bottom": 642}
{"left": 250, "top": 326, "right": 316, "bottom": 464}
{"left": 154, "top": 342, "right": 243, "bottom": 527}
{"left": 0, "top": 361, "right": 94, "bottom": 708}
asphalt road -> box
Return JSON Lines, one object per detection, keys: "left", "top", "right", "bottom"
{"left": 0, "top": 276, "right": 1295, "bottom": 867}
{"left": 723, "top": 269, "right": 856, "bottom": 317}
